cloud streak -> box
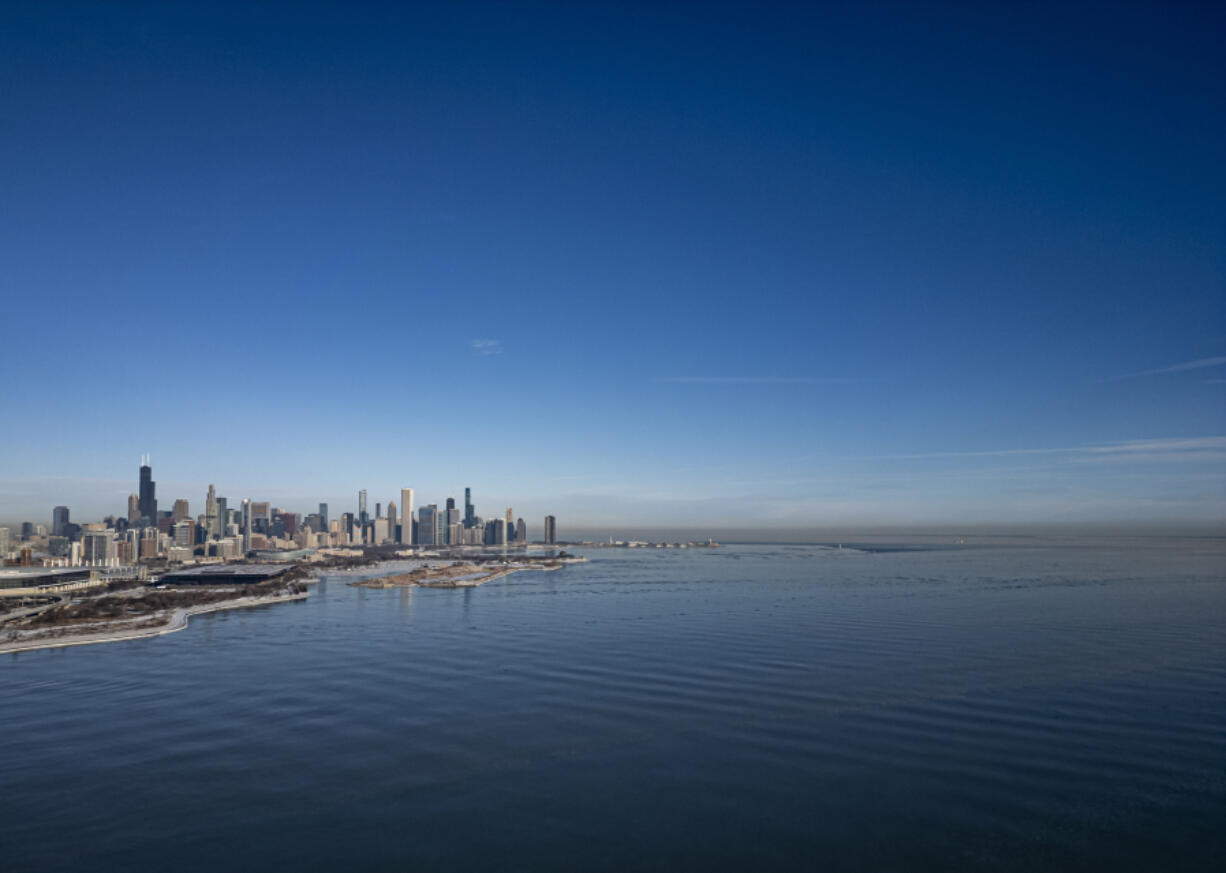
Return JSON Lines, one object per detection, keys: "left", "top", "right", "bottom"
{"left": 1129, "top": 355, "right": 1226, "bottom": 377}
{"left": 658, "top": 376, "right": 852, "bottom": 384}
{"left": 470, "top": 339, "right": 503, "bottom": 356}
{"left": 863, "top": 437, "right": 1226, "bottom": 463}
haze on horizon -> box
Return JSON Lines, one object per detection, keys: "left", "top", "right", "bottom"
{"left": 1, "top": 2, "right": 1223, "bottom": 532}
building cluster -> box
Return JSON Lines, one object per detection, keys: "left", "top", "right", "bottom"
{"left": 1, "top": 458, "right": 559, "bottom": 568}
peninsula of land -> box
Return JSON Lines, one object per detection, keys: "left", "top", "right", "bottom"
{"left": 348, "top": 555, "right": 583, "bottom": 589}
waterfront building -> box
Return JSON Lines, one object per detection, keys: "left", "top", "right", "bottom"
{"left": 399, "top": 488, "right": 414, "bottom": 544}
{"left": 138, "top": 455, "right": 157, "bottom": 524}
{"left": 544, "top": 515, "right": 556, "bottom": 544}
{"left": 516, "top": 518, "right": 526, "bottom": 544}
{"left": 52, "top": 505, "right": 70, "bottom": 537}
{"left": 173, "top": 521, "right": 193, "bottom": 548}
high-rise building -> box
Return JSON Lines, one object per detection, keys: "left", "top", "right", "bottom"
{"left": 359, "top": 490, "right": 368, "bottom": 526}
{"left": 387, "top": 500, "right": 397, "bottom": 540}
{"left": 173, "top": 499, "right": 190, "bottom": 522}
{"left": 544, "top": 515, "right": 556, "bottom": 544}
{"left": 21, "top": 522, "right": 34, "bottom": 540}
{"left": 251, "top": 502, "right": 271, "bottom": 534}
{"left": 464, "top": 487, "right": 474, "bottom": 528}
{"left": 418, "top": 505, "right": 438, "bottom": 546}
{"left": 0, "top": 527, "right": 9, "bottom": 556}
{"left": 216, "top": 497, "right": 228, "bottom": 537}
{"left": 319, "top": 502, "right": 329, "bottom": 531}
{"left": 242, "top": 499, "right": 251, "bottom": 554}
{"left": 399, "top": 488, "right": 414, "bottom": 544}
{"left": 138, "top": 455, "right": 157, "bottom": 524}
{"left": 445, "top": 505, "right": 461, "bottom": 543}
{"left": 516, "top": 518, "right": 526, "bottom": 544}
{"left": 446, "top": 496, "right": 456, "bottom": 511}
{"left": 128, "top": 493, "right": 140, "bottom": 523}
{"left": 52, "top": 506, "right": 70, "bottom": 537}
{"left": 82, "top": 529, "right": 112, "bottom": 564}
{"left": 205, "top": 485, "right": 219, "bottom": 539}
{"left": 172, "top": 521, "right": 193, "bottom": 548}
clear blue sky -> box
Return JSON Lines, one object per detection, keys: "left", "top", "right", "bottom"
{"left": 2, "top": 2, "right": 1223, "bottom": 531}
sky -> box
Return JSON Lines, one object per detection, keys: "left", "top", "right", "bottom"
{"left": 1, "top": 1, "right": 1223, "bottom": 533}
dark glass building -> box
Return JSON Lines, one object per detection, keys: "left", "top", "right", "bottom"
{"left": 138, "top": 455, "right": 157, "bottom": 524}
{"left": 52, "top": 505, "right": 70, "bottom": 536}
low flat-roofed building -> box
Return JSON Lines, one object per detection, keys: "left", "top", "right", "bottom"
{"left": 0, "top": 566, "right": 94, "bottom": 591}
{"left": 250, "top": 548, "right": 315, "bottom": 563}
{"left": 158, "top": 564, "right": 290, "bottom": 585}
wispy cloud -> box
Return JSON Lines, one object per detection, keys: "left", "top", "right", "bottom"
{"left": 862, "top": 437, "right": 1226, "bottom": 464}
{"left": 470, "top": 339, "right": 503, "bottom": 356}
{"left": 658, "top": 376, "right": 851, "bottom": 384}
{"left": 1129, "top": 355, "right": 1226, "bottom": 378}
{"left": 1086, "top": 437, "right": 1226, "bottom": 454}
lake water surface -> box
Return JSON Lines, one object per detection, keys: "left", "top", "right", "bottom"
{"left": 2, "top": 539, "right": 1223, "bottom": 871}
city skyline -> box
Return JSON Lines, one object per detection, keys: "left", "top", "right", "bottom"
{"left": 0, "top": 3, "right": 1222, "bottom": 530}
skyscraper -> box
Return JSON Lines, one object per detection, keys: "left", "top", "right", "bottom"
{"left": 52, "top": 506, "right": 70, "bottom": 537}
{"left": 418, "top": 505, "right": 438, "bottom": 546}
{"left": 444, "top": 505, "right": 461, "bottom": 544}
{"left": 172, "top": 499, "right": 190, "bottom": 522}
{"left": 387, "top": 500, "right": 397, "bottom": 541}
{"left": 319, "top": 502, "right": 329, "bottom": 532}
{"left": 128, "top": 494, "right": 140, "bottom": 523}
{"left": 544, "top": 515, "right": 556, "bottom": 544}
{"left": 242, "top": 499, "right": 251, "bottom": 554}
{"left": 464, "top": 487, "right": 474, "bottom": 528}
{"left": 359, "top": 490, "right": 368, "bottom": 526}
{"left": 516, "top": 518, "right": 526, "bottom": 544}
{"left": 399, "top": 488, "right": 414, "bottom": 544}
{"left": 205, "top": 485, "right": 218, "bottom": 540}
{"left": 138, "top": 455, "right": 157, "bottom": 524}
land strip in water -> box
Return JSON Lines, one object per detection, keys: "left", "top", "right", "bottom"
{"left": 348, "top": 556, "right": 581, "bottom": 589}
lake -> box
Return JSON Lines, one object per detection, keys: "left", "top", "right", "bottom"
{"left": 2, "top": 539, "right": 1223, "bottom": 871}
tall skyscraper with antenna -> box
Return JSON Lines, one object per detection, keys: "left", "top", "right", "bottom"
{"left": 138, "top": 455, "right": 157, "bottom": 525}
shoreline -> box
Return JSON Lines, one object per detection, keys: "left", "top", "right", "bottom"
{"left": 0, "top": 591, "right": 309, "bottom": 656}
